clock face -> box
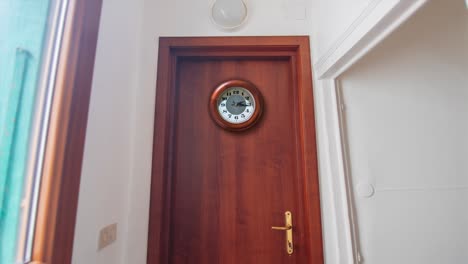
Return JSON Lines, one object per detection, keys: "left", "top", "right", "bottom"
{"left": 217, "top": 87, "right": 255, "bottom": 124}
{"left": 210, "top": 79, "right": 263, "bottom": 131}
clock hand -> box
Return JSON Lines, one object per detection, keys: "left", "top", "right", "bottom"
{"left": 236, "top": 102, "right": 251, "bottom": 107}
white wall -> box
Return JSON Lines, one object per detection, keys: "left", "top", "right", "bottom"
{"left": 72, "top": 0, "right": 144, "bottom": 263}
{"left": 339, "top": 0, "right": 468, "bottom": 263}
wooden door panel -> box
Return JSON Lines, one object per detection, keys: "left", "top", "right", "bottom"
{"left": 148, "top": 37, "right": 323, "bottom": 264}
{"left": 171, "top": 58, "right": 305, "bottom": 263}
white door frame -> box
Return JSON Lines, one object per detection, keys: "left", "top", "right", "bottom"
{"left": 313, "top": 1, "right": 427, "bottom": 263}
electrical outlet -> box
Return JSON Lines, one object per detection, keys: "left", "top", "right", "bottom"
{"left": 98, "top": 223, "right": 117, "bottom": 250}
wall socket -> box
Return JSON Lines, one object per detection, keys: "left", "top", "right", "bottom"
{"left": 98, "top": 223, "right": 117, "bottom": 250}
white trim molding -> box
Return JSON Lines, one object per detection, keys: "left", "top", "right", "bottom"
{"left": 314, "top": 0, "right": 427, "bottom": 79}
{"left": 314, "top": 79, "right": 357, "bottom": 264}
{"left": 313, "top": 0, "right": 428, "bottom": 263}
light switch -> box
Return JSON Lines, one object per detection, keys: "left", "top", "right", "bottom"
{"left": 98, "top": 223, "right": 117, "bottom": 250}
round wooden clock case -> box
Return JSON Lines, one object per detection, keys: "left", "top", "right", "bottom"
{"left": 209, "top": 79, "right": 263, "bottom": 131}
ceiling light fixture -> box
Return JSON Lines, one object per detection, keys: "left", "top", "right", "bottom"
{"left": 211, "top": 0, "right": 248, "bottom": 31}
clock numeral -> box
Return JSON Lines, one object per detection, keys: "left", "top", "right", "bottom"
{"left": 234, "top": 116, "right": 239, "bottom": 120}
{"left": 227, "top": 92, "right": 232, "bottom": 96}
{"left": 228, "top": 114, "right": 232, "bottom": 118}
{"left": 222, "top": 110, "right": 227, "bottom": 113}
{"left": 221, "top": 103, "right": 226, "bottom": 106}
{"left": 246, "top": 109, "right": 249, "bottom": 113}
{"left": 241, "top": 114, "right": 245, "bottom": 118}
{"left": 222, "top": 97, "right": 227, "bottom": 100}
{"left": 242, "top": 92, "right": 244, "bottom": 96}
{"left": 245, "top": 96, "right": 250, "bottom": 100}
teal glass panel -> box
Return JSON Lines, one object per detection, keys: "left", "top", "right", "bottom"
{"left": 0, "top": 1, "right": 51, "bottom": 263}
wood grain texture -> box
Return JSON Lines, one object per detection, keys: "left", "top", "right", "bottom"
{"left": 31, "top": 0, "right": 103, "bottom": 263}
{"left": 148, "top": 36, "right": 323, "bottom": 264}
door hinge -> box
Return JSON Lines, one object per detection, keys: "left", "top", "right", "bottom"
{"left": 357, "top": 252, "right": 363, "bottom": 263}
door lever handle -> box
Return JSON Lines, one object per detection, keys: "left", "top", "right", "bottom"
{"left": 271, "top": 211, "right": 293, "bottom": 255}
{"left": 271, "top": 225, "right": 292, "bottom": 231}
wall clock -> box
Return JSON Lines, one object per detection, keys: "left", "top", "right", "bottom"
{"left": 209, "top": 79, "right": 263, "bottom": 131}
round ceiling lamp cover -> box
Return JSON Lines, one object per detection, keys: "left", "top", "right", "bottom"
{"left": 211, "top": 0, "right": 248, "bottom": 30}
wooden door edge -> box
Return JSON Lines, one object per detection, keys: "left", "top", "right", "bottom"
{"left": 31, "top": 0, "right": 103, "bottom": 263}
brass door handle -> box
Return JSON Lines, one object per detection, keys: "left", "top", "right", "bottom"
{"left": 271, "top": 211, "right": 293, "bottom": 255}
{"left": 271, "top": 225, "right": 292, "bottom": 231}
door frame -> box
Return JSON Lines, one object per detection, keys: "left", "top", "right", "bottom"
{"left": 147, "top": 36, "right": 324, "bottom": 263}
{"left": 29, "top": 0, "right": 103, "bottom": 263}
{"left": 311, "top": 1, "right": 428, "bottom": 263}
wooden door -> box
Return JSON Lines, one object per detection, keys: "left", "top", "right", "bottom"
{"left": 148, "top": 37, "right": 323, "bottom": 264}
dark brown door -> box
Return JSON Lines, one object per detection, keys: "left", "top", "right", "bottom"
{"left": 148, "top": 37, "right": 323, "bottom": 264}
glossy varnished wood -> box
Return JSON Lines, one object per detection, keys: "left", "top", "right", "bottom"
{"left": 148, "top": 37, "right": 323, "bottom": 264}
